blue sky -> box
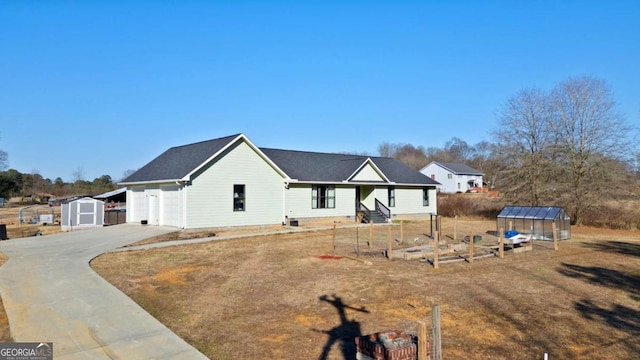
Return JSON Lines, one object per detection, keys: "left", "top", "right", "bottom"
{"left": 1, "top": 1, "right": 639, "bottom": 182}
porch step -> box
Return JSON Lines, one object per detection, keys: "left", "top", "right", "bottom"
{"left": 367, "top": 211, "right": 388, "bottom": 224}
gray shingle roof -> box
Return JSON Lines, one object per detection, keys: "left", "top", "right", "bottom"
{"left": 262, "top": 149, "right": 438, "bottom": 185}
{"left": 121, "top": 134, "right": 241, "bottom": 183}
{"left": 121, "top": 134, "right": 439, "bottom": 186}
{"left": 433, "top": 162, "right": 483, "bottom": 175}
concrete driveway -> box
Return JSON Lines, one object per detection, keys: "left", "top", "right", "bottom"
{"left": 0, "top": 224, "right": 209, "bottom": 359}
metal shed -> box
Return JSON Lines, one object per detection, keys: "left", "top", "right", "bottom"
{"left": 497, "top": 206, "right": 571, "bottom": 241}
{"left": 61, "top": 197, "right": 105, "bottom": 231}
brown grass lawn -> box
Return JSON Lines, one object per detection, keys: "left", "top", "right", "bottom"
{"left": 90, "top": 218, "right": 640, "bottom": 359}
{"left": 0, "top": 251, "right": 10, "bottom": 342}
{"left": 0, "top": 203, "right": 63, "bottom": 239}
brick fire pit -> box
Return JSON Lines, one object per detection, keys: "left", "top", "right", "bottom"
{"left": 355, "top": 330, "right": 420, "bottom": 360}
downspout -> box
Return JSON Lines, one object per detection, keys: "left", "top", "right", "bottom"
{"left": 283, "top": 180, "right": 289, "bottom": 225}
{"left": 183, "top": 181, "right": 188, "bottom": 229}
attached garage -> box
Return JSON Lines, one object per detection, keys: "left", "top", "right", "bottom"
{"left": 160, "top": 184, "right": 181, "bottom": 226}
{"left": 497, "top": 206, "right": 571, "bottom": 241}
{"left": 128, "top": 187, "right": 147, "bottom": 223}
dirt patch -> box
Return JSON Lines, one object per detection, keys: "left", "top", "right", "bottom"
{"left": 92, "top": 218, "right": 640, "bottom": 359}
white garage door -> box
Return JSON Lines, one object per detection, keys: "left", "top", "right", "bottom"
{"left": 160, "top": 184, "right": 181, "bottom": 227}
{"left": 130, "top": 187, "right": 146, "bottom": 222}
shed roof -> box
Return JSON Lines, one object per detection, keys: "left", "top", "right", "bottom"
{"left": 121, "top": 134, "right": 439, "bottom": 186}
{"left": 497, "top": 206, "right": 568, "bottom": 220}
{"left": 94, "top": 187, "right": 126, "bottom": 199}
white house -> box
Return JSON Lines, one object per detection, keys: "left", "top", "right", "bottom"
{"left": 119, "top": 134, "right": 440, "bottom": 229}
{"left": 420, "top": 162, "right": 484, "bottom": 193}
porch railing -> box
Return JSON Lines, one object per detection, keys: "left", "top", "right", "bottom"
{"left": 375, "top": 199, "right": 391, "bottom": 220}
{"left": 357, "top": 202, "right": 371, "bottom": 223}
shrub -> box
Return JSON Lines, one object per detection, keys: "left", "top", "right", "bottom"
{"left": 437, "top": 193, "right": 504, "bottom": 219}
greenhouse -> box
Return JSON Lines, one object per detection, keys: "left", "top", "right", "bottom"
{"left": 496, "top": 206, "right": 571, "bottom": 241}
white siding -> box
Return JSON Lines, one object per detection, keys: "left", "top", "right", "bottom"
{"left": 128, "top": 186, "right": 146, "bottom": 222}
{"left": 420, "top": 163, "right": 483, "bottom": 193}
{"left": 351, "top": 164, "right": 385, "bottom": 181}
{"left": 284, "top": 184, "right": 355, "bottom": 219}
{"left": 421, "top": 164, "right": 454, "bottom": 192}
{"left": 160, "top": 184, "right": 182, "bottom": 227}
{"left": 393, "top": 186, "right": 437, "bottom": 215}
{"left": 145, "top": 187, "right": 160, "bottom": 225}
{"left": 185, "top": 140, "right": 284, "bottom": 228}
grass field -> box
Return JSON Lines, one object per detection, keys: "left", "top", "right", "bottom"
{"left": 1, "top": 195, "right": 638, "bottom": 358}
{"left": 87, "top": 218, "right": 640, "bottom": 359}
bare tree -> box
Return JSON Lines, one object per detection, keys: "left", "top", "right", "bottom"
{"left": 377, "top": 143, "right": 394, "bottom": 158}
{"left": 377, "top": 143, "right": 428, "bottom": 170}
{"left": 0, "top": 135, "right": 7, "bottom": 171}
{"left": 0, "top": 149, "right": 7, "bottom": 171}
{"left": 392, "top": 144, "right": 428, "bottom": 170}
{"left": 550, "top": 76, "right": 631, "bottom": 224}
{"left": 72, "top": 166, "right": 85, "bottom": 182}
{"left": 494, "top": 88, "right": 556, "bottom": 205}
{"left": 121, "top": 169, "right": 138, "bottom": 182}
{"left": 443, "top": 137, "right": 473, "bottom": 163}
{"left": 468, "top": 141, "right": 501, "bottom": 190}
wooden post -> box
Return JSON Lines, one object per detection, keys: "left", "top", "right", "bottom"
{"left": 400, "top": 220, "right": 404, "bottom": 244}
{"left": 387, "top": 226, "right": 392, "bottom": 260}
{"left": 430, "top": 214, "right": 434, "bottom": 238}
{"left": 508, "top": 220, "right": 513, "bottom": 231}
{"left": 499, "top": 227, "right": 504, "bottom": 259}
{"left": 454, "top": 215, "right": 458, "bottom": 242}
{"left": 418, "top": 320, "right": 428, "bottom": 360}
{"left": 469, "top": 232, "right": 474, "bottom": 263}
{"left": 552, "top": 222, "right": 558, "bottom": 251}
{"left": 432, "top": 304, "right": 442, "bottom": 360}
{"left": 332, "top": 223, "right": 336, "bottom": 251}
{"left": 433, "top": 231, "right": 439, "bottom": 269}
{"left": 369, "top": 220, "right": 373, "bottom": 249}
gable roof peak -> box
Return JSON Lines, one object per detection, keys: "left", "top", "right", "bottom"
{"left": 427, "top": 161, "right": 483, "bottom": 175}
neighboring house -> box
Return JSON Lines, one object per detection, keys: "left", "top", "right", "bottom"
{"left": 119, "top": 134, "right": 440, "bottom": 229}
{"left": 420, "top": 161, "right": 484, "bottom": 193}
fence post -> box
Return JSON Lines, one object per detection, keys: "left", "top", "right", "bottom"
{"left": 332, "top": 223, "right": 336, "bottom": 251}
{"left": 454, "top": 215, "right": 458, "bottom": 242}
{"left": 433, "top": 231, "right": 439, "bottom": 269}
{"left": 387, "top": 226, "right": 392, "bottom": 260}
{"left": 400, "top": 219, "right": 404, "bottom": 244}
{"left": 469, "top": 232, "right": 474, "bottom": 263}
{"left": 369, "top": 220, "right": 373, "bottom": 249}
{"left": 552, "top": 222, "right": 558, "bottom": 251}
{"left": 432, "top": 304, "right": 442, "bottom": 360}
{"left": 418, "top": 320, "right": 428, "bottom": 360}
{"left": 499, "top": 227, "right": 504, "bottom": 259}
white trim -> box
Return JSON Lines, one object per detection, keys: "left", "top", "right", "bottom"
{"left": 183, "top": 133, "right": 290, "bottom": 181}
{"left": 347, "top": 158, "right": 391, "bottom": 183}
{"left": 119, "top": 179, "right": 182, "bottom": 186}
